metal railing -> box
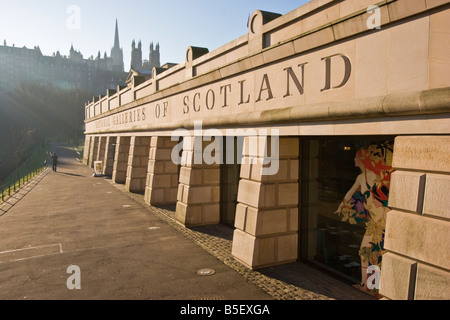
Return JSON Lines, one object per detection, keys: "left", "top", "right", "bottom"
{"left": 0, "top": 150, "right": 48, "bottom": 203}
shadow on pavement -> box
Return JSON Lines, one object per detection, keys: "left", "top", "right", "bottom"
{"left": 258, "top": 262, "right": 375, "bottom": 300}
{"left": 190, "top": 224, "right": 235, "bottom": 242}
{"left": 55, "top": 172, "right": 86, "bottom": 178}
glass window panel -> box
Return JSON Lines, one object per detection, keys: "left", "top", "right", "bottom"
{"left": 300, "top": 137, "right": 395, "bottom": 297}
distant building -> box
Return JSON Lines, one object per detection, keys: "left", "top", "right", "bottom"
{"left": 110, "top": 19, "right": 125, "bottom": 73}
{"left": 131, "top": 40, "right": 161, "bottom": 72}
{"left": 131, "top": 40, "right": 143, "bottom": 69}
{"left": 0, "top": 19, "right": 133, "bottom": 95}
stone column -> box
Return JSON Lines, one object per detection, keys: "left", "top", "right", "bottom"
{"left": 125, "top": 136, "right": 151, "bottom": 193}
{"left": 88, "top": 136, "right": 99, "bottom": 168}
{"left": 145, "top": 136, "right": 179, "bottom": 205}
{"left": 232, "top": 136, "right": 299, "bottom": 269}
{"left": 112, "top": 136, "right": 131, "bottom": 184}
{"left": 96, "top": 136, "right": 106, "bottom": 165}
{"left": 175, "top": 136, "right": 221, "bottom": 226}
{"left": 102, "top": 136, "right": 116, "bottom": 176}
{"left": 380, "top": 136, "right": 450, "bottom": 300}
{"left": 82, "top": 136, "right": 91, "bottom": 165}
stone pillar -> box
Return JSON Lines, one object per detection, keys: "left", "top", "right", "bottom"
{"left": 125, "top": 136, "right": 151, "bottom": 193}
{"left": 232, "top": 136, "right": 299, "bottom": 269}
{"left": 102, "top": 136, "right": 116, "bottom": 176}
{"left": 112, "top": 136, "right": 131, "bottom": 184}
{"left": 83, "top": 136, "right": 91, "bottom": 165}
{"left": 96, "top": 136, "right": 106, "bottom": 165}
{"left": 380, "top": 136, "right": 450, "bottom": 300}
{"left": 145, "top": 136, "right": 179, "bottom": 205}
{"left": 88, "top": 136, "right": 99, "bottom": 168}
{"left": 175, "top": 136, "right": 221, "bottom": 226}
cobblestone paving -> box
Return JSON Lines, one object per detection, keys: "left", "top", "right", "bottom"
{"left": 123, "top": 190, "right": 334, "bottom": 301}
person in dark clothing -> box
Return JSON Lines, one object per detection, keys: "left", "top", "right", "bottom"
{"left": 51, "top": 152, "right": 58, "bottom": 172}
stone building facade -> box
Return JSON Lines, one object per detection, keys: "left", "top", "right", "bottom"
{"left": 82, "top": 0, "right": 450, "bottom": 300}
{"left": 131, "top": 41, "right": 161, "bottom": 72}
{"left": 0, "top": 19, "right": 127, "bottom": 94}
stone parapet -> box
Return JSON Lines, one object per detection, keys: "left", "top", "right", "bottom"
{"left": 85, "top": 87, "right": 450, "bottom": 135}
{"left": 85, "top": 1, "right": 450, "bottom": 137}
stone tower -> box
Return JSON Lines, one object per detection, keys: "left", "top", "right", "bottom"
{"left": 149, "top": 42, "right": 161, "bottom": 70}
{"left": 131, "top": 40, "right": 142, "bottom": 69}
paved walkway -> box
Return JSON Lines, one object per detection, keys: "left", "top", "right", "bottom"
{"left": 0, "top": 143, "right": 372, "bottom": 301}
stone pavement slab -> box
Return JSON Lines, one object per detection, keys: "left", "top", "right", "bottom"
{"left": 0, "top": 144, "right": 271, "bottom": 300}
{"left": 0, "top": 143, "right": 371, "bottom": 301}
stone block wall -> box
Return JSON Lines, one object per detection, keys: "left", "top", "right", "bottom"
{"left": 175, "top": 137, "right": 221, "bottom": 226}
{"left": 125, "top": 136, "right": 151, "bottom": 193}
{"left": 88, "top": 136, "right": 99, "bottom": 168}
{"left": 83, "top": 136, "right": 91, "bottom": 165}
{"left": 380, "top": 136, "right": 450, "bottom": 300}
{"left": 112, "top": 136, "right": 131, "bottom": 184}
{"left": 103, "top": 136, "right": 116, "bottom": 176}
{"left": 96, "top": 137, "right": 106, "bottom": 168}
{"left": 145, "top": 136, "right": 179, "bottom": 205}
{"left": 232, "top": 136, "right": 299, "bottom": 269}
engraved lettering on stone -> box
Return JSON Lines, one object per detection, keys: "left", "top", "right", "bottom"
{"left": 321, "top": 54, "right": 352, "bottom": 92}
{"left": 284, "top": 63, "right": 307, "bottom": 98}
{"left": 256, "top": 74, "right": 274, "bottom": 102}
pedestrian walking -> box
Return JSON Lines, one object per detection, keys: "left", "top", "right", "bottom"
{"left": 51, "top": 152, "right": 58, "bottom": 172}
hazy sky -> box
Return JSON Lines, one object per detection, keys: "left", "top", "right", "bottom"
{"left": 0, "top": 1, "right": 309, "bottom": 70}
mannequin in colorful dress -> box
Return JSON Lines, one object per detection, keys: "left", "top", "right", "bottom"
{"left": 334, "top": 143, "right": 394, "bottom": 295}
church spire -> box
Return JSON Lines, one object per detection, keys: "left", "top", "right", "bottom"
{"left": 114, "top": 19, "right": 120, "bottom": 49}
{"left": 110, "top": 18, "right": 124, "bottom": 72}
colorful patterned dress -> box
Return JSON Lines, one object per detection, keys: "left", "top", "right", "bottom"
{"left": 339, "top": 142, "right": 395, "bottom": 293}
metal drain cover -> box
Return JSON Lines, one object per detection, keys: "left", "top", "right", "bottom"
{"left": 197, "top": 268, "right": 216, "bottom": 276}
